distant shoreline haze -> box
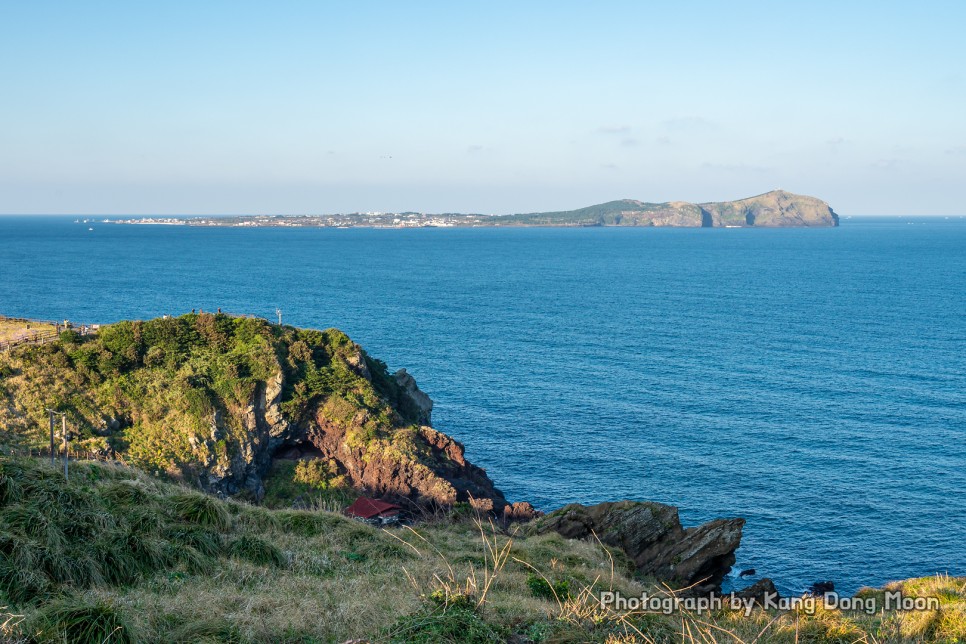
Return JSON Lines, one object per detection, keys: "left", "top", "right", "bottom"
{"left": 77, "top": 190, "right": 839, "bottom": 228}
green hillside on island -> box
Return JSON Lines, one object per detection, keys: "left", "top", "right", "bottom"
{"left": 0, "top": 314, "right": 961, "bottom": 643}
{"left": 495, "top": 190, "right": 839, "bottom": 228}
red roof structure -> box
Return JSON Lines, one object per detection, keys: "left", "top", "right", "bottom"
{"left": 344, "top": 497, "right": 402, "bottom": 520}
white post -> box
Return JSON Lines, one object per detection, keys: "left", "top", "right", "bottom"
{"left": 62, "top": 415, "right": 68, "bottom": 481}
{"left": 49, "top": 410, "right": 55, "bottom": 466}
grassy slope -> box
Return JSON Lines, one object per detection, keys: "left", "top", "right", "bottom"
{"left": 1, "top": 454, "right": 964, "bottom": 643}
{"left": 491, "top": 200, "right": 705, "bottom": 227}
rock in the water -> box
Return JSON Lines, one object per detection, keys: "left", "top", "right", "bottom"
{"left": 739, "top": 568, "right": 756, "bottom": 578}
{"left": 532, "top": 500, "right": 744, "bottom": 595}
{"left": 809, "top": 580, "right": 835, "bottom": 596}
{"left": 736, "top": 578, "right": 778, "bottom": 605}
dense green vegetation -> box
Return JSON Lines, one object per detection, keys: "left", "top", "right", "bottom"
{"left": 260, "top": 458, "right": 357, "bottom": 510}
{"left": 0, "top": 313, "right": 419, "bottom": 499}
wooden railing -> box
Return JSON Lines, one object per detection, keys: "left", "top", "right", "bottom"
{"left": 0, "top": 315, "right": 99, "bottom": 352}
{"left": 0, "top": 330, "right": 60, "bottom": 351}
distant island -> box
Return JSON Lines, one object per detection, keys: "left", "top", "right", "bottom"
{"left": 106, "top": 189, "right": 839, "bottom": 228}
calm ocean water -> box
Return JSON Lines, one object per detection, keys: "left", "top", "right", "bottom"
{"left": 1, "top": 215, "right": 964, "bottom": 594}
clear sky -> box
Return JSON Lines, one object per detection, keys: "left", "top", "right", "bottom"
{"left": 1, "top": 1, "right": 964, "bottom": 215}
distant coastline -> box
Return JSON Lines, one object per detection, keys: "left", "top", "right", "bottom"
{"left": 102, "top": 189, "right": 839, "bottom": 229}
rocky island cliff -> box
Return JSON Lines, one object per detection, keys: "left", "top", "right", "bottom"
{"left": 496, "top": 190, "right": 839, "bottom": 227}
{"left": 0, "top": 313, "right": 743, "bottom": 594}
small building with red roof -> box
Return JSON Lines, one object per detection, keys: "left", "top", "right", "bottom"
{"left": 344, "top": 497, "right": 402, "bottom": 524}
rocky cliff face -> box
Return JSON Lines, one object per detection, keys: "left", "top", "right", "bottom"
{"left": 532, "top": 500, "right": 744, "bottom": 595}
{"left": 699, "top": 190, "right": 839, "bottom": 227}
{"left": 191, "top": 342, "right": 509, "bottom": 511}
{"left": 392, "top": 368, "right": 433, "bottom": 425}
{"left": 631, "top": 190, "right": 839, "bottom": 228}
{"left": 502, "top": 190, "right": 838, "bottom": 227}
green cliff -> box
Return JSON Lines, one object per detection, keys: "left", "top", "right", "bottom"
{"left": 0, "top": 313, "right": 508, "bottom": 513}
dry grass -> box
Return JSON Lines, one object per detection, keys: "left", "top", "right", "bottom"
{"left": 1, "top": 453, "right": 964, "bottom": 643}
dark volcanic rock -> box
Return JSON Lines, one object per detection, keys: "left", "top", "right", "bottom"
{"left": 736, "top": 578, "right": 779, "bottom": 605}
{"left": 809, "top": 580, "right": 835, "bottom": 596}
{"left": 532, "top": 500, "right": 744, "bottom": 595}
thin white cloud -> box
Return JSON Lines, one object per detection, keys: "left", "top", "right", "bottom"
{"left": 662, "top": 117, "right": 718, "bottom": 132}
{"left": 597, "top": 125, "right": 632, "bottom": 134}
{"left": 700, "top": 162, "right": 769, "bottom": 173}
{"left": 870, "top": 158, "right": 911, "bottom": 169}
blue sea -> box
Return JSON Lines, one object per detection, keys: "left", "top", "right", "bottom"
{"left": 1, "top": 215, "right": 964, "bottom": 595}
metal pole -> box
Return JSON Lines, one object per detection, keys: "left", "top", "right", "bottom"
{"left": 49, "top": 410, "right": 55, "bottom": 466}
{"left": 62, "top": 415, "right": 68, "bottom": 481}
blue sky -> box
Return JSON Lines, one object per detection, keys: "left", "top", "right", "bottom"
{"left": 1, "top": 1, "right": 964, "bottom": 215}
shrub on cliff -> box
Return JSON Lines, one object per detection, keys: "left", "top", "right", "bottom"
{"left": 26, "top": 596, "right": 133, "bottom": 644}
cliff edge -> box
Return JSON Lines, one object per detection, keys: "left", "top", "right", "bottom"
{"left": 699, "top": 190, "right": 839, "bottom": 227}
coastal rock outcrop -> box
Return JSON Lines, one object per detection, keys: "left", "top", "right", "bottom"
{"left": 532, "top": 500, "right": 744, "bottom": 595}
{"left": 0, "top": 313, "right": 509, "bottom": 512}
{"left": 304, "top": 418, "right": 507, "bottom": 512}
{"left": 736, "top": 578, "right": 779, "bottom": 605}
